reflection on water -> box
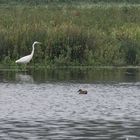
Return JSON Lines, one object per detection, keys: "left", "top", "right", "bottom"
{"left": 0, "top": 67, "right": 140, "bottom": 140}
{"left": 15, "top": 73, "right": 34, "bottom": 83}
{"left": 0, "top": 67, "right": 140, "bottom": 83}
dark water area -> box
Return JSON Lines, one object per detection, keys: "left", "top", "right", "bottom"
{"left": 1, "top": 67, "right": 140, "bottom": 83}
{"left": 0, "top": 67, "right": 140, "bottom": 140}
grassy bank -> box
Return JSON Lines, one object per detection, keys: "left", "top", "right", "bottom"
{"left": 0, "top": 3, "right": 140, "bottom": 66}
{"left": 1, "top": 0, "right": 140, "bottom": 5}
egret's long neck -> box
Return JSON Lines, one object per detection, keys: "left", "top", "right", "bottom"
{"left": 31, "top": 43, "right": 35, "bottom": 56}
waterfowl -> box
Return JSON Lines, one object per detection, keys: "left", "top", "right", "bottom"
{"left": 78, "top": 89, "right": 88, "bottom": 94}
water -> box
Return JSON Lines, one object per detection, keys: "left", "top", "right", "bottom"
{"left": 0, "top": 67, "right": 140, "bottom": 140}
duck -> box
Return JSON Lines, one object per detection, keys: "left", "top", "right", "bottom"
{"left": 78, "top": 89, "right": 88, "bottom": 94}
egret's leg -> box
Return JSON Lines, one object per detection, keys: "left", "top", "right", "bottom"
{"left": 21, "top": 64, "right": 27, "bottom": 71}
{"left": 24, "top": 64, "right": 27, "bottom": 71}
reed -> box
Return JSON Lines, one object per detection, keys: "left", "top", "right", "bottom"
{"left": 0, "top": 3, "right": 140, "bottom": 66}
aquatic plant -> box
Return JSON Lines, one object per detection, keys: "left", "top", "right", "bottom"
{"left": 0, "top": 3, "right": 140, "bottom": 66}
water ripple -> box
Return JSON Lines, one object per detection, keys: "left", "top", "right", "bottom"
{"left": 0, "top": 82, "right": 140, "bottom": 139}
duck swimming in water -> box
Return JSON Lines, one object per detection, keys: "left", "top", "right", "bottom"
{"left": 78, "top": 89, "right": 88, "bottom": 94}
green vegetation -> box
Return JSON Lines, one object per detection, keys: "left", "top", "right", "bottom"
{"left": 0, "top": 2, "right": 140, "bottom": 66}
{"left": 1, "top": 0, "right": 140, "bottom": 5}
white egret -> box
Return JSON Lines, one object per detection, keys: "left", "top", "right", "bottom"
{"left": 15, "top": 41, "right": 41, "bottom": 64}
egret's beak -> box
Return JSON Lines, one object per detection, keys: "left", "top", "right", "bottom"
{"left": 38, "top": 42, "right": 42, "bottom": 44}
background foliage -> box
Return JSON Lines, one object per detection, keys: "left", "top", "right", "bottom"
{"left": 0, "top": 1, "right": 140, "bottom": 66}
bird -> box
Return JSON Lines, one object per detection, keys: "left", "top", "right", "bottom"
{"left": 15, "top": 41, "right": 41, "bottom": 64}
{"left": 78, "top": 89, "right": 88, "bottom": 94}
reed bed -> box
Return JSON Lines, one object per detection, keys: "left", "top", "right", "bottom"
{"left": 0, "top": 3, "right": 140, "bottom": 66}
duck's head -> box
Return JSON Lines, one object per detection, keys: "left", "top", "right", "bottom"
{"left": 78, "top": 89, "right": 82, "bottom": 92}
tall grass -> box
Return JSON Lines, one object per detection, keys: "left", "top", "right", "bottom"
{"left": 1, "top": 0, "right": 140, "bottom": 5}
{"left": 0, "top": 4, "right": 140, "bottom": 66}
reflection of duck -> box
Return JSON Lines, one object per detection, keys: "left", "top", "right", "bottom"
{"left": 78, "top": 89, "right": 87, "bottom": 94}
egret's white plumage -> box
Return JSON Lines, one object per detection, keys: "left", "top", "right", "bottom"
{"left": 15, "top": 41, "right": 41, "bottom": 64}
